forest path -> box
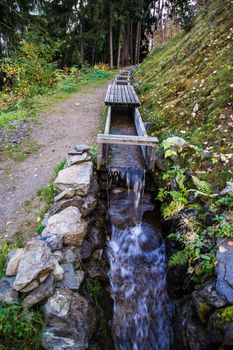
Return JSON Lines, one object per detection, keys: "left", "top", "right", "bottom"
{"left": 0, "top": 83, "right": 107, "bottom": 240}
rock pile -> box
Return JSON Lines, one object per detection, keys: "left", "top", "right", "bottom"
{"left": 0, "top": 145, "right": 112, "bottom": 350}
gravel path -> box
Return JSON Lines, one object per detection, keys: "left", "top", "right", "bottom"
{"left": 0, "top": 83, "right": 107, "bottom": 239}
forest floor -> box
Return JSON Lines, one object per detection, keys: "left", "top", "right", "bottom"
{"left": 0, "top": 83, "right": 108, "bottom": 240}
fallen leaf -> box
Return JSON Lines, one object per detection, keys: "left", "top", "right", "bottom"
{"left": 219, "top": 246, "right": 228, "bottom": 253}
{"left": 227, "top": 241, "right": 233, "bottom": 247}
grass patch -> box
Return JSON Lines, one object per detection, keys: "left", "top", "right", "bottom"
{"left": 0, "top": 239, "right": 23, "bottom": 278}
{"left": 3, "top": 139, "right": 40, "bottom": 162}
{"left": 0, "top": 302, "right": 44, "bottom": 350}
{"left": 0, "top": 68, "right": 115, "bottom": 131}
{"left": 36, "top": 159, "right": 66, "bottom": 221}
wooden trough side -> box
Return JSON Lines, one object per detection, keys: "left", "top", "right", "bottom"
{"left": 97, "top": 132, "right": 158, "bottom": 171}
{"left": 98, "top": 68, "right": 158, "bottom": 172}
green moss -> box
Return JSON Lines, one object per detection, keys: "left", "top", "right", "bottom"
{"left": 217, "top": 306, "right": 233, "bottom": 323}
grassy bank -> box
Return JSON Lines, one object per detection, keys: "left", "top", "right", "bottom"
{"left": 135, "top": 0, "right": 233, "bottom": 189}
{"left": 134, "top": 0, "right": 233, "bottom": 284}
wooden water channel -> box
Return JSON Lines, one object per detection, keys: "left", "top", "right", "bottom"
{"left": 97, "top": 68, "right": 159, "bottom": 171}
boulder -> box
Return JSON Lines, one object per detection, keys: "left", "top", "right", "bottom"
{"left": 6, "top": 248, "right": 23, "bottom": 276}
{"left": 192, "top": 280, "right": 228, "bottom": 323}
{"left": 66, "top": 152, "right": 91, "bottom": 167}
{"left": 81, "top": 240, "right": 92, "bottom": 260}
{"left": 216, "top": 239, "right": 233, "bottom": 303}
{"left": 54, "top": 162, "right": 93, "bottom": 196}
{"left": 42, "top": 233, "right": 64, "bottom": 251}
{"left": 54, "top": 188, "right": 76, "bottom": 202}
{"left": 0, "top": 276, "right": 18, "bottom": 304}
{"left": 42, "top": 289, "right": 96, "bottom": 350}
{"left": 57, "top": 263, "right": 81, "bottom": 290}
{"left": 22, "top": 273, "right": 55, "bottom": 308}
{"left": 53, "top": 261, "right": 64, "bottom": 282}
{"left": 173, "top": 300, "right": 221, "bottom": 350}
{"left": 209, "top": 307, "right": 233, "bottom": 346}
{"left": 220, "top": 182, "right": 233, "bottom": 196}
{"left": 42, "top": 207, "right": 87, "bottom": 247}
{"left": 162, "top": 136, "right": 188, "bottom": 150}
{"left": 81, "top": 195, "right": 97, "bottom": 218}
{"left": 53, "top": 251, "right": 64, "bottom": 262}
{"left": 49, "top": 196, "right": 84, "bottom": 217}
{"left": 13, "top": 240, "right": 54, "bottom": 292}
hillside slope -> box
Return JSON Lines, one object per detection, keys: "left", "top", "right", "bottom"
{"left": 135, "top": 0, "right": 233, "bottom": 189}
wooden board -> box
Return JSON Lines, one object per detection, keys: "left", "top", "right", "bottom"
{"left": 97, "top": 133, "right": 158, "bottom": 146}
{"left": 105, "top": 84, "right": 141, "bottom": 107}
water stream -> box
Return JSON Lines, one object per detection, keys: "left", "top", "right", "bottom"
{"left": 107, "top": 168, "right": 173, "bottom": 350}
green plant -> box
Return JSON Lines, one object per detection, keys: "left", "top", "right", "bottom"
{"left": 189, "top": 176, "right": 217, "bottom": 198}
{"left": 0, "top": 302, "right": 44, "bottom": 349}
{"left": 0, "top": 241, "right": 23, "bottom": 278}
{"left": 84, "top": 277, "right": 101, "bottom": 307}
{"left": 90, "top": 144, "right": 97, "bottom": 164}
{"left": 207, "top": 215, "right": 233, "bottom": 238}
{"left": 35, "top": 224, "right": 46, "bottom": 235}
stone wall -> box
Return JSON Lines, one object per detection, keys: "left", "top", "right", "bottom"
{"left": 0, "top": 145, "right": 114, "bottom": 350}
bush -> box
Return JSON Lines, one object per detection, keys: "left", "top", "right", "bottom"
{"left": 0, "top": 31, "right": 59, "bottom": 97}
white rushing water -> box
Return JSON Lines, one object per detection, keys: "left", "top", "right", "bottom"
{"left": 107, "top": 169, "right": 173, "bottom": 350}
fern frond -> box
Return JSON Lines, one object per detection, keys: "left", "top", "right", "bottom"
{"left": 191, "top": 176, "right": 212, "bottom": 195}
{"left": 169, "top": 247, "right": 192, "bottom": 267}
{"left": 162, "top": 201, "right": 185, "bottom": 219}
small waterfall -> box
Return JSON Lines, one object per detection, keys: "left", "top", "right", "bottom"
{"left": 107, "top": 168, "right": 173, "bottom": 350}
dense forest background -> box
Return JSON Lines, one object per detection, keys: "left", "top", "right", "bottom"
{"left": 0, "top": 0, "right": 199, "bottom": 69}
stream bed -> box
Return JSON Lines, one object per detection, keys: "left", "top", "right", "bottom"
{"left": 107, "top": 168, "right": 173, "bottom": 350}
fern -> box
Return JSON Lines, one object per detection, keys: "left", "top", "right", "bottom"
{"left": 191, "top": 176, "right": 212, "bottom": 195}
{"left": 162, "top": 200, "right": 185, "bottom": 219}
{"left": 169, "top": 247, "right": 192, "bottom": 267}
{"left": 170, "top": 190, "right": 188, "bottom": 204}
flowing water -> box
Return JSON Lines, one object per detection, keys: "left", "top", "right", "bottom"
{"left": 107, "top": 168, "right": 173, "bottom": 350}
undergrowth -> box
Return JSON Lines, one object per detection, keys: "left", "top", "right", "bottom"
{"left": 135, "top": 0, "right": 233, "bottom": 190}
{"left": 134, "top": 0, "right": 233, "bottom": 285}
{"left": 0, "top": 302, "right": 44, "bottom": 350}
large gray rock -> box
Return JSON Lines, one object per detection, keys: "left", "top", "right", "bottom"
{"left": 174, "top": 300, "right": 221, "bottom": 350}
{"left": 220, "top": 182, "right": 233, "bottom": 196}
{"left": 57, "top": 263, "right": 81, "bottom": 290}
{"left": 13, "top": 240, "right": 54, "bottom": 292}
{"left": 0, "top": 276, "right": 18, "bottom": 304}
{"left": 42, "top": 207, "right": 87, "bottom": 247}
{"left": 80, "top": 195, "right": 97, "bottom": 218}
{"left": 22, "top": 273, "right": 55, "bottom": 308}
{"left": 42, "top": 289, "right": 96, "bottom": 350}
{"left": 6, "top": 248, "right": 23, "bottom": 276}
{"left": 66, "top": 153, "right": 91, "bottom": 167}
{"left": 192, "top": 280, "right": 228, "bottom": 323}
{"left": 42, "top": 233, "right": 64, "bottom": 251}
{"left": 162, "top": 136, "right": 188, "bottom": 150}
{"left": 54, "top": 162, "right": 93, "bottom": 196}
{"left": 49, "top": 196, "right": 84, "bottom": 217}
{"left": 216, "top": 239, "right": 233, "bottom": 303}
{"left": 54, "top": 188, "right": 76, "bottom": 202}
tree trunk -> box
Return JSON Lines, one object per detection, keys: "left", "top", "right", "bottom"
{"left": 130, "top": 19, "right": 133, "bottom": 64}
{"left": 109, "top": 9, "right": 114, "bottom": 69}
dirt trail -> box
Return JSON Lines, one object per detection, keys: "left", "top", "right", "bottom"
{"left": 0, "top": 83, "right": 108, "bottom": 239}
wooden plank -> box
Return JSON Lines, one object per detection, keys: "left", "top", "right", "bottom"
{"left": 104, "top": 85, "right": 111, "bottom": 104}
{"left": 130, "top": 85, "right": 141, "bottom": 105}
{"left": 97, "top": 133, "right": 158, "bottom": 147}
{"left": 134, "top": 108, "right": 147, "bottom": 137}
{"left": 105, "top": 84, "right": 140, "bottom": 107}
{"left": 120, "top": 85, "right": 127, "bottom": 104}
{"left": 124, "top": 84, "right": 131, "bottom": 103}
{"left": 109, "top": 84, "right": 114, "bottom": 103}
{"left": 97, "top": 143, "right": 103, "bottom": 170}
{"left": 104, "top": 107, "right": 111, "bottom": 134}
